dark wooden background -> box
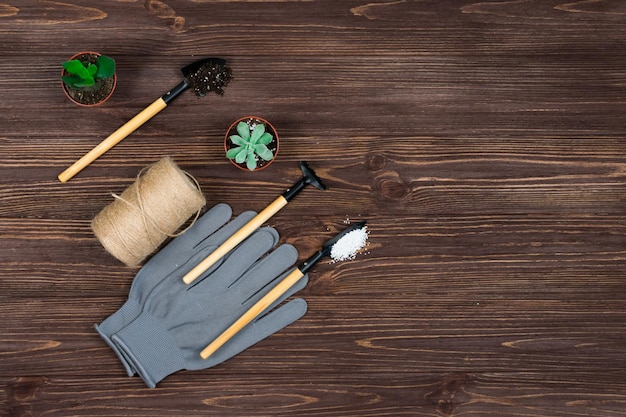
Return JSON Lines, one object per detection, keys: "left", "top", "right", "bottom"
{"left": 1, "top": 1, "right": 625, "bottom": 416}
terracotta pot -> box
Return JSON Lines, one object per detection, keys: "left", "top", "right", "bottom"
{"left": 224, "top": 116, "right": 279, "bottom": 171}
{"left": 61, "top": 51, "right": 116, "bottom": 107}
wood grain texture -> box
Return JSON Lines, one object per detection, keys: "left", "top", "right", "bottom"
{"left": 1, "top": 0, "right": 625, "bottom": 416}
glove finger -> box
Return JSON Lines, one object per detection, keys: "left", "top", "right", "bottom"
{"left": 252, "top": 298, "right": 307, "bottom": 335}
{"left": 234, "top": 244, "right": 299, "bottom": 302}
{"left": 168, "top": 210, "right": 260, "bottom": 281}
{"left": 173, "top": 203, "right": 233, "bottom": 248}
{"left": 193, "top": 209, "right": 257, "bottom": 251}
{"left": 153, "top": 203, "right": 232, "bottom": 257}
{"left": 139, "top": 226, "right": 279, "bottom": 316}
{"left": 256, "top": 273, "right": 309, "bottom": 320}
{"left": 172, "top": 210, "right": 261, "bottom": 281}
{"left": 190, "top": 227, "right": 279, "bottom": 289}
{"left": 200, "top": 298, "right": 307, "bottom": 369}
{"left": 132, "top": 203, "right": 232, "bottom": 279}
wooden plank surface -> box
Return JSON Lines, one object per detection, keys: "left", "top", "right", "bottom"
{"left": 1, "top": 0, "right": 625, "bottom": 416}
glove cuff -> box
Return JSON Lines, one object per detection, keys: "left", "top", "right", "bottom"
{"left": 111, "top": 311, "right": 186, "bottom": 388}
{"left": 94, "top": 298, "right": 143, "bottom": 376}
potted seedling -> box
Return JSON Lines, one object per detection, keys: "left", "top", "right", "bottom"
{"left": 61, "top": 52, "right": 116, "bottom": 106}
{"left": 225, "top": 116, "right": 279, "bottom": 171}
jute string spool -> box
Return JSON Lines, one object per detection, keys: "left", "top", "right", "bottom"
{"left": 91, "top": 157, "right": 206, "bottom": 267}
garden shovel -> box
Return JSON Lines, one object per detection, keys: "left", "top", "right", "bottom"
{"left": 199, "top": 221, "right": 368, "bottom": 359}
{"left": 58, "top": 57, "right": 231, "bottom": 182}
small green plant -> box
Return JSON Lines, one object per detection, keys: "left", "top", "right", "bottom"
{"left": 61, "top": 55, "right": 115, "bottom": 89}
{"left": 226, "top": 121, "right": 275, "bottom": 171}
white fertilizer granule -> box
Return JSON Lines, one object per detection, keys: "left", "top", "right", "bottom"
{"left": 330, "top": 226, "right": 369, "bottom": 262}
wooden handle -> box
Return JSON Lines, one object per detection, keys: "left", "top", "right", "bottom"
{"left": 58, "top": 98, "right": 168, "bottom": 182}
{"left": 200, "top": 267, "right": 304, "bottom": 359}
{"left": 182, "top": 196, "right": 289, "bottom": 285}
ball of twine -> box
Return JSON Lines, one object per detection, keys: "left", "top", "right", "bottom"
{"left": 91, "top": 157, "right": 206, "bottom": 267}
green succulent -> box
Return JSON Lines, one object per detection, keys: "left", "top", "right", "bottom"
{"left": 61, "top": 55, "right": 115, "bottom": 89}
{"left": 226, "top": 121, "right": 275, "bottom": 171}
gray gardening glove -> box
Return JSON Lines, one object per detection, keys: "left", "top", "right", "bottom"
{"left": 110, "top": 228, "right": 308, "bottom": 388}
{"left": 95, "top": 203, "right": 256, "bottom": 375}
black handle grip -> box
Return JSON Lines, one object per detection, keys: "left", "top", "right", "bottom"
{"left": 298, "top": 250, "right": 326, "bottom": 275}
{"left": 161, "top": 80, "right": 189, "bottom": 104}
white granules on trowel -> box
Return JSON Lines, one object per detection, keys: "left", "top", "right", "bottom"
{"left": 330, "top": 226, "right": 369, "bottom": 262}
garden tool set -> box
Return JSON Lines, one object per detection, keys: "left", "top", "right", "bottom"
{"left": 93, "top": 161, "right": 369, "bottom": 388}
{"left": 55, "top": 46, "right": 368, "bottom": 390}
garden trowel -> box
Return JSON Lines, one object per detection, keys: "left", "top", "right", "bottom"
{"left": 58, "top": 57, "right": 231, "bottom": 182}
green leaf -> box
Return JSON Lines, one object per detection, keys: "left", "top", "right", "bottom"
{"left": 86, "top": 63, "right": 98, "bottom": 76}
{"left": 62, "top": 59, "right": 95, "bottom": 87}
{"left": 63, "top": 60, "right": 88, "bottom": 77}
{"left": 230, "top": 135, "right": 247, "bottom": 146}
{"left": 254, "top": 144, "right": 274, "bottom": 161}
{"left": 235, "top": 147, "right": 248, "bottom": 164}
{"left": 62, "top": 74, "right": 94, "bottom": 88}
{"left": 258, "top": 132, "right": 273, "bottom": 145}
{"left": 96, "top": 55, "right": 116, "bottom": 79}
{"left": 80, "top": 77, "right": 95, "bottom": 87}
{"left": 61, "top": 75, "right": 80, "bottom": 88}
{"left": 236, "top": 122, "right": 251, "bottom": 140}
{"left": 246, "top": 152, "right": 257, "bottom": 171}
{"left": 226, "top": 146, "right": 243, "bottom": 159}
{"left": 250, "top": 123, "right": 265, "bottom": 144}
